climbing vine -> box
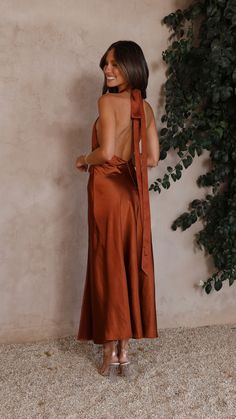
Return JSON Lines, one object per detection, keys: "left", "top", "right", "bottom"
{"left": 149, "top": 0, "right": 236, "bottom": 293}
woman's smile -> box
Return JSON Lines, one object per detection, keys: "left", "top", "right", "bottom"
{"left": 103, "top": 48, "right": 128, "bottom": 91}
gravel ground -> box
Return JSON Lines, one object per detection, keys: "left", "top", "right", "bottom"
{"left": 0, "top": 324, "right": 236, "bottom": 419}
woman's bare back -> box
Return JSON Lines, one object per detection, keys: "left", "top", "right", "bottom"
{"left": 95, "top": 91, "right": 153, "bottom": 162}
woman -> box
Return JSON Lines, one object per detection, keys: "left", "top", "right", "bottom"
{"left": 75, "top": 40, "right": 160, "bottom": 376}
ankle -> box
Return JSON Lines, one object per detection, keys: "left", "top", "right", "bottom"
{"left": 118, "top": 340, "right": 130, "bottom": 363}
{"left": 103, "top": 340, "right": 116, "bottom": 352}
{"left": 118, "top": 339, "right": 129, "bottom": 351}
{"left": 102, "top": 341, "right": 118, "bottom": 361}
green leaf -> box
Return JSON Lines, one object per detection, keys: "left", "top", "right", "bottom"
{"left": 190, "top": 3, "right": 203, "bottom": 18}
{"left": 160, "top": 150, "right": 167, "bottom": 160}
{"left": 212, "top": 90, "right": 220, "bottom": 103}
{"left": 214, "top": 280, "right": 222, "bottom": 291}
{"left": 161, "top": 114, "right": 168, "bottom": 123}
{"left": 175, "top": 170, "right": 182, "bottom": 180}
{"left": 215, "top": 127, "right": 224, "bottom": 139}
{"left": 196, "top": 147, "right": 203, "bottom": 156}
{"left": 229, "top": 277, "right": 234, "bottom": 286}
{"left": 188, "top": 145, "right": 195, "bottom": 157}
{"left": 171, "top": 222, "right": 177, "bottom": 231}
{"left": 190, "top": 211, "right": 198, "bottom": 223}
{"left": 205, "top": 283, "right": 212, "bottom": 294}
{"left": 176, "top": 163, "right": 183, "bottom": 171}
{"left": 217, "top": 0, "right": 226, "bottom": 7}
{"left": 162, "top": 180, "right": 171, "bottom": 189}
{"left": 232, "top": 69, "right": 236, "bottom": 82}
{"left": 207, "top": 4, "right": 218, "bottom": 16}
{"left": 183, "top": 156, "right": 193, "bottom": 169}
{"left": 220, "top": 86, "right": 233, "bottom": 101}
{"left": 154, "top": 185, "right": 161, "bottom": 193}
{"left": 191, "top": 199, "right": 201, "bottom": 208}
{"left": 222, "top": 153, "right": 228, "bottom": 162}
{"left": 160, "top": 128, "right": 168, "bottom": 136}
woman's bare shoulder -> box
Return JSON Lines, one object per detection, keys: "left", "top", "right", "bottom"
{"left": 97, "top": 93, "right": 116, "bottom": 112}
{"left": 98, "top": 92, "right": 128, "bottom": 102}
{"left": 97, "top": 92, "right": 120, "bottom": 110}
{"left": 143, "top": 99, "right": 154, "bottom": 113}
{"left": 98, "top": 92, "right": 113, "bottom": 103}
{"left": 143, "top": 99, "right": 155, "bottom": 128}
{"left": 97, "top": 93, "right": 120, "bottom": 125}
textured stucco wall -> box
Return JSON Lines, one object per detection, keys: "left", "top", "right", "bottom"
{"left": 1, "top": 0, "right": 236, "bottom": 344}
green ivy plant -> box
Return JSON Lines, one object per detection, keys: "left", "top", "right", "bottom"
{"left": 149, "top": 0, "right": 236, "bottom": 294}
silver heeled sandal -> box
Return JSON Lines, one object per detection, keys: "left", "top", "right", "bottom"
{"left": 117, "top": 341, "right": 131, "bottom": 376}
{"left": 98, "top": 345, "right": 120, "bottom": 377}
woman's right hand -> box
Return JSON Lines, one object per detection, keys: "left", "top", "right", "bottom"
{"left": 75, "top": 155, "right": 88, "bottom": 172}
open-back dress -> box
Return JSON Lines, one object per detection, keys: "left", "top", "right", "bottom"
{"left": 77, "top": 88, "right": 158, "bottom": 344}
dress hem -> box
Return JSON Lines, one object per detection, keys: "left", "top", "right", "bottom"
{"left": 76, "top": 332, "right": 158, "bottom": 344}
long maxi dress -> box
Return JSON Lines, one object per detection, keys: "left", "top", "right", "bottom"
{"left": 77, "top": 88, "right": 158, "bottom": 344}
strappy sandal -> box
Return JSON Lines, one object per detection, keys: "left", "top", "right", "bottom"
{"left": 98, "top": 342, "right": 120, "bottom": 376}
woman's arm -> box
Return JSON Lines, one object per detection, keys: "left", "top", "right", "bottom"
{"left": 76, "top": 95, "right": 115, "bottom": 170}
{"left": 145, "top": 102, "right": 160, "bottom": 168}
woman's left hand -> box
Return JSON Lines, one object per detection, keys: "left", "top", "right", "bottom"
{"left": 75, "top": 155, "right": 88, "bottom": 172}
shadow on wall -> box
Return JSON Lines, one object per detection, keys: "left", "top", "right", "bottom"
{"left": 175, "top": 0, "right": 193, "bottom": 8}
{"left": 47, "top": 74, "right": 101, "bottom": 334}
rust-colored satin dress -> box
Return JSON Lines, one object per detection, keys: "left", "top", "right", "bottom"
{"left": 77, "top": 88, "right": 158, "bottom": 344}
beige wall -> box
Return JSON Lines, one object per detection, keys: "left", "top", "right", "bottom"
{"left": 1, "top": 0, "right": 235, "bottom": 344}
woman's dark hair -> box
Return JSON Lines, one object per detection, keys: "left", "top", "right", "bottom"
{"left": 99, "top": 40, "right": 149, "bottom": 98}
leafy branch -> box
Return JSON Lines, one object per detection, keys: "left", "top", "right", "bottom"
{"left": 149, "top": 150, "right": 194, "bottom": 192}
{"left": 150, "top": 0, "right": 236, "bottom": 294}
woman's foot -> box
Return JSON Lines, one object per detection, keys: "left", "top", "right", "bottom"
{"left": 98, "top": 340, "right": 119, "bottom": 376}
{"left": 117, "top": 339, "right": 130, "bottom": 365}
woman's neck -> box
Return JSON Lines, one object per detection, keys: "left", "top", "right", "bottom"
{"left": 118, "top": 86, "right": 131, "bottom": 94}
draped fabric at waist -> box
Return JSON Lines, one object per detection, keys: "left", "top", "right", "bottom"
{"left": 89, "top": 154, "right": 131, "bottom": 169}
{"left": 88, "top": 154, "right": 138, "bottom": 188}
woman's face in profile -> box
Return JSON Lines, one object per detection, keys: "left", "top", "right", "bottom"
{"left": 103, "top": 48, "right": 128, "bottom": 91}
